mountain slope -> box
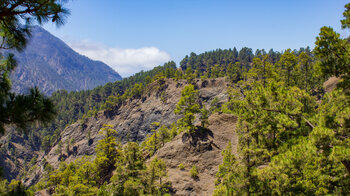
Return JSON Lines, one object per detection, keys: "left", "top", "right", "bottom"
{"left": 153, "top": 113, "right": 237, "bottom": 195}
{"left": 10, "top": 26, "right": 122, "bottom": 95}
{"left": 22, "top": 78, "right": 230, "bottom": 188}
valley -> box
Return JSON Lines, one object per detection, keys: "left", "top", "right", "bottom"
{"left": 1, "top": 1, "right": 350, "bottom": 196}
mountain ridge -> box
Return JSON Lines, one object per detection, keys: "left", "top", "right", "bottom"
{"left": 9, "top": 26, "right": 122, "bottom": 95}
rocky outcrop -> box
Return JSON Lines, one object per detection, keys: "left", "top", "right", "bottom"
{"left": 0, "top": 129, "right": 42, "bottom": 181}
{"left": 153, "top": 113, "right": 238, "bottom": 196}
{"left": 323, "top": 76, "right": 339, "bottom": 93}
{"left": 24, "top": 78, "right": 230, "bottom": 186}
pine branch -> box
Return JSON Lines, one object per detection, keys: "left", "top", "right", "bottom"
{"left": 261, "top": 108, "right": 316, "bottom": 129}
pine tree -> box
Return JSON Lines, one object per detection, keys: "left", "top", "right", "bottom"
{"left": 185, "top": 66, "right": 195, "bottom": 84}
{"left": 296, "top": 52, "right": 313, "bottom": 91}
{"left": 94, "top": 125, "right": 121, "bottom": 185}
{"left": 111, "top": 142, "right": 145, "bottom": 195}
{"left": 158, "top": 125, "right": 170, "bottom": 146}
{"left": 222, "top": 80, "right": 317, "bottom": 195}
{"left": 227, "top": 62, "right": 241, "bottom": 83}
{"left": 214, "top": 142, "right": 239, "bottom": 196}
{"left": 0, "top": 0, "right": 69, "bottom": 134}
{"left": 314, "top": 2, "right": 350, "bottom": 174}
{"left": 55, "top": 141, "right": 63, "bottom": 156}
{"left": 277, "top": 49, "right": 297, "bottom": 86}
{"left": 146, "top": 157, "right": 167, "bottom": 194}
{"left": 174, "top": 69, "right": 183, "bottom": 81}
{"left": 174, "top": 84, "right": 200, "bottom": 133}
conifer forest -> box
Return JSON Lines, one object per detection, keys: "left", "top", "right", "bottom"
{"left": 0, "top": 1, "right": 350, "bottom": 195}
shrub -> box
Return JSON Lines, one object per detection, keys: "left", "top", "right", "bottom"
{"left": 178, "top": 163, "right": 185, "bottom": 170}
{"left": 190, "top": 165, "right": 198, "bottom": 178}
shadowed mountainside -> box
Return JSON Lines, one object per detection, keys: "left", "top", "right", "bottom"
{"left": 9, "top": 26, "right": 122, "bottom": 95}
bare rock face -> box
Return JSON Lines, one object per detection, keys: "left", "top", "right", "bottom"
{"left": 0, "top": 128, "right": 42, "bottom": 182}
{"left": 153, "top": 113, "right": 238, "bottom": 196}
{"left": 25, "top": 78, "right": 230, "bottom": 186}
{"left": 323, "top": 76, "right": 339, "bottom": 93}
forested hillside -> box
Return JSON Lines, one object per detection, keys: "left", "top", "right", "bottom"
{"left": 1, "top": 43, "right": 329, "bottom": 195}
{"left": 1, "top": 1, "right": 350, "bottom": 196}
{"left": 29, "top": 47, "right": 310, "bottom": 155}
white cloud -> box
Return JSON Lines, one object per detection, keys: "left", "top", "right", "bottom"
{"left": 68, "top": 40, "right": 171, "bottom": 77}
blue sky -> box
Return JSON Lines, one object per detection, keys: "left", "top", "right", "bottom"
{"left": 44, "top": 0, "right": 348, "bottom": 77}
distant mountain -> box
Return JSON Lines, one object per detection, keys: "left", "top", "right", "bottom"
{"left": 9, "top": 26, "right": 122, "bottom": 95}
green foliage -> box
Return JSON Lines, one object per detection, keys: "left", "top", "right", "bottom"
{"left": 178, "top": 47, "right": 308, "bottom": 83}
{"left": 142, "top": 127, "right": 160, "bottom": 157}
{"left": 209, "top": 97, "right": 221, "bottom": 114}
{"left": 110, "top": 143, "right": 170, "bottom": 195}
{"left": 175, "top": 84, "right": 200, "bottom": 132}
{"left": 3, "top": 4, "right": 339, "bottom": 192}
{"left": 142, "top": 123, "right": 177, "bottom": 157}
{"left": 174, "top": 69, "right": 183, "bottom": 81}
{"left": 36, "top": 124, "right": 172, "bottom": 195}
{"left": 212, "top": 4, "right": 350, "bottom": 194}
{"left": 122, "top": 179, "right": 143, "bottom": 196}
{"left": 169, "top": 122, "right": 178, "bottom": 138}
{"left": 190, "top": 165, "right": 198, "bottom": 179}
{"left": 0, "top": 85, "right": 56, "bottom": 135}
{"left": 0, "top": 179, "right": 31, "bottom": 196}
{"left": 160, "top": 91, "right": 168, "bottom": 104}
{"left": 312, "top": 2, "right": 350, "bottom": 177}
{"left": 214, "top": 142, "right": 240, "bottom": 196}
{"left": 27, "top": 61, "right": 176, "bottom": 153}
{"left": 217, "top": 31, "right": 345, "bottom": 195}
{"left": 41, "top": 135, "right": 51, "bottom": 153}
{"left": 277, "top": 49, "right": 298, "bottom": 86}
{"left": 10, "top": 45, "right": 319, "bottom": 185}
{"left": 128, "top": 83, "right": 144, "bottom": 99}
{"left": 227, "top": 62, "right": 242, "bottom": 83}
{"left": 210, "top": 64, "right": 222, "bottom": 78}
{"left": 257, "top": 138, "right": 350, "bottom": 195}
{"left": 39, "top": 125, "right": 121, "bottom": 194}
{"left": 0, "top": 0, "right": 69, "bottom": 134}
{"left": 222, "top": 78, "right": 323, "bottom": 194}
{"left": 178, "top": 163, "right": 185, "bottom": 170}
{"left": 100, "top": 94, "right": 121, "bottom": 112}
{"left": 145, "top": 157, "right": 167, "bottom": 194}
{"left": 296, "top": 52, "right": 320, "bottom": 92}
{"left": 184, "top": 65, "right": 196, "bottom": 84}
{"left": 45, "top": 157, "right": 99, "bottom": 195}
{"left": 180, "top": 48, "right": 253, "bottom": 78}
{"left": 315, "top": 26, "right": 350, "bottom": 90}
{"left": 247, "top": 55, "right": 277, "bottom": 86}
{"left": 164, "top": 62, "right": 176, "bottom": 78}
{"left": 311, "top": 89, "right": 350, "bottom": 178}
{"left": 94, "top": 125, "right": 121, "bottom": 184}
{"left": 0, "top": 180, "right": 7, "bottom": 196}
{"left": 158, "top": 125, "right": 170, "bottom": 146}
{"left": 55, "top": 141, "right": 62, "bottom": 156}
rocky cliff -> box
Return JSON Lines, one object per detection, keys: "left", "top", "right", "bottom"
{"left": 20, "top": 78, "right": 235, "bottom": 195}
{"left": 153, "top": 113, "right": 237, "bottom": 195}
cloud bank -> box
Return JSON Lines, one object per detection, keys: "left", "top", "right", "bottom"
{"left": 69, "top": 40, "right": 171, "bottom": 77}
